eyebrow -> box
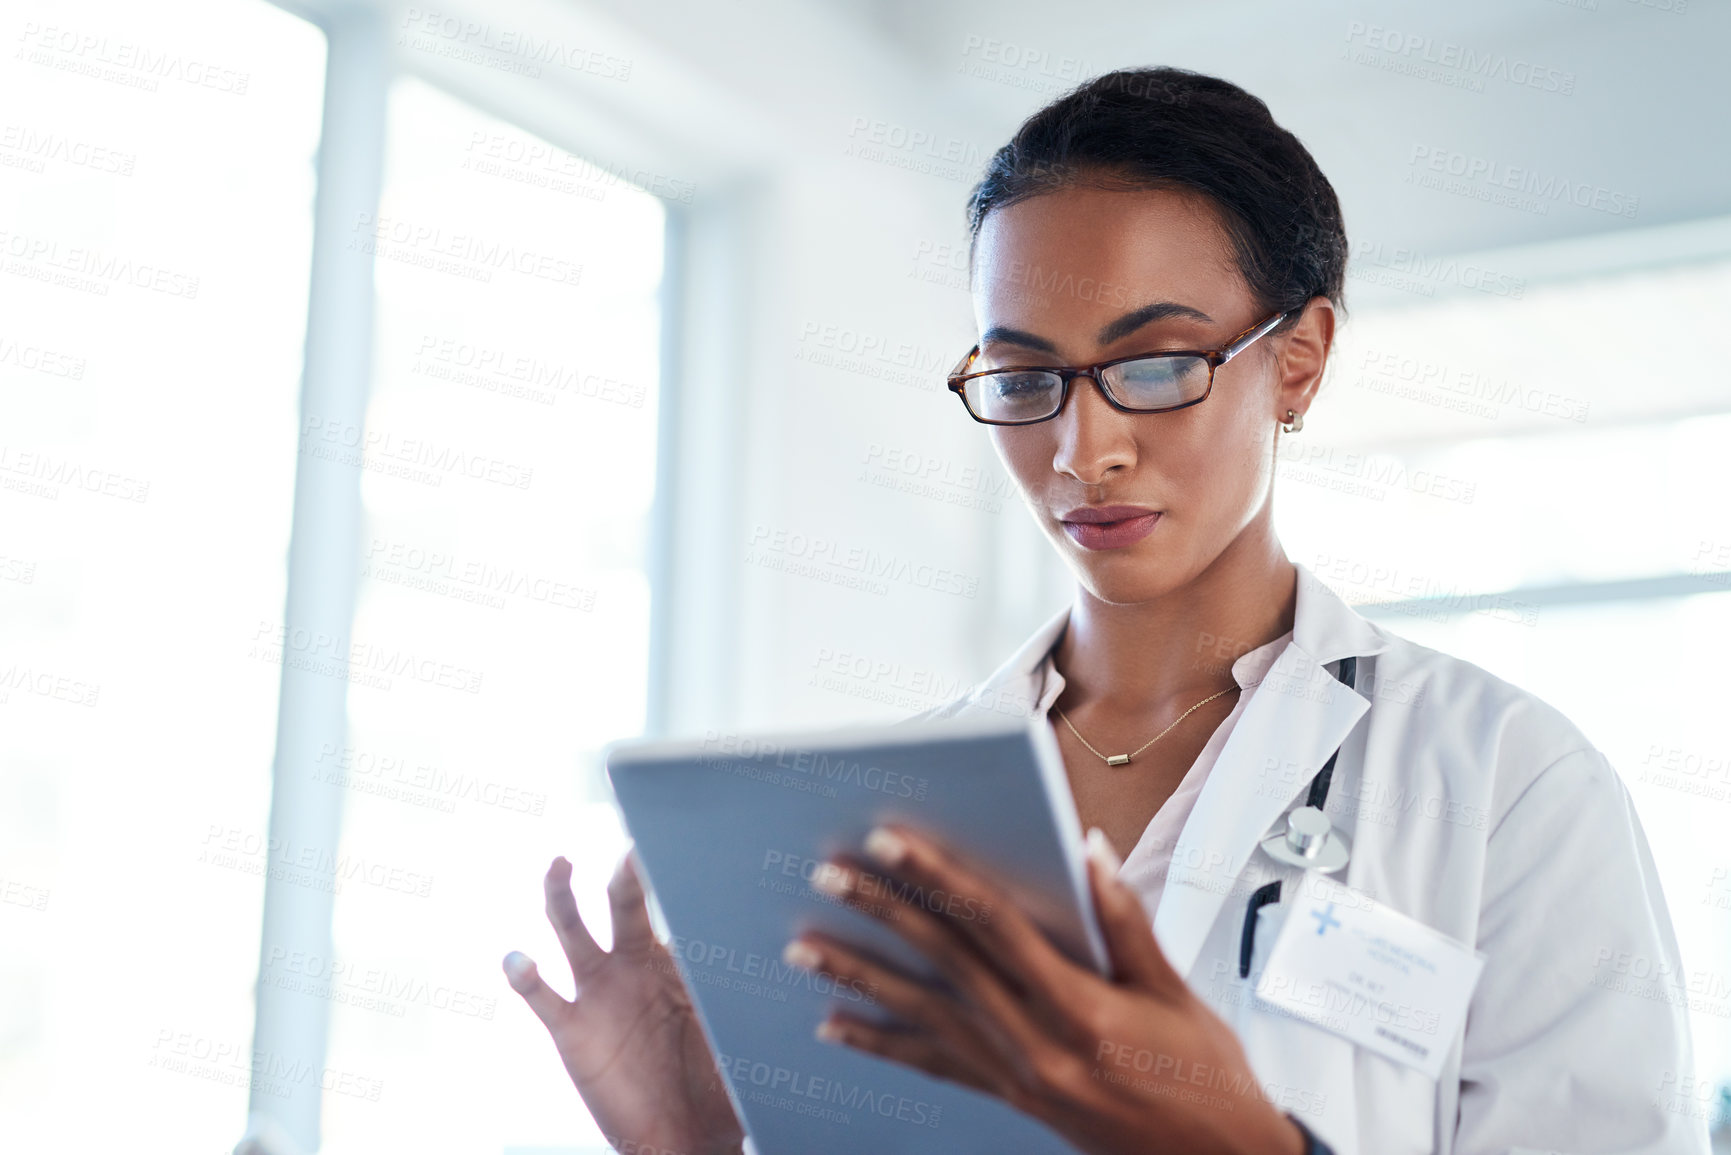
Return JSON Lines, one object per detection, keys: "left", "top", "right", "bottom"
{"left": 980, "top": 300, "right": 1216, "bottom": 353}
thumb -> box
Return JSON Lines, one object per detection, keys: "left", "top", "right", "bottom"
{"left": 503, "top": 950, "right": 571, "bottom": 1030}
{"left": 606, "top": 847, "right": 657, "bottom": 955}
{"left": 1085, "top": 828, "right": 1183, "bottom": 993}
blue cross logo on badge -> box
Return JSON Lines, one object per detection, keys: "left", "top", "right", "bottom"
{"left": 1311, "top": 902, "right": 1341, "bottom": 936}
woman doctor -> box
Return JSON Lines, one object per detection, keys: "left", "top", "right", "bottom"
{"left": 503, "top": 67, "right": 1706, "bottom": 1155}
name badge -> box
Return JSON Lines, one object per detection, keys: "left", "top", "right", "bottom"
{"left": 1253, "top": 879, "right": 1484, "bottom": 1078}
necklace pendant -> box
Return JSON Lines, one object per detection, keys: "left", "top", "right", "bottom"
{"left": 1106, "top": 753, "right": 1131, "bottom": 767}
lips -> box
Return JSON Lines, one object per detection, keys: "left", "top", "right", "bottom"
{"left": 1058, "top": 505, "right": 1162, "bottom": 550}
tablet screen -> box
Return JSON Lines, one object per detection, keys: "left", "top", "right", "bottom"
{"left": 607, "top": 711, "right": 1105, "bottom": 1154}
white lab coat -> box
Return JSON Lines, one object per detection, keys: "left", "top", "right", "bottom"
{"left": 905, "top": 563, "right": 1708, "bottom": 1155}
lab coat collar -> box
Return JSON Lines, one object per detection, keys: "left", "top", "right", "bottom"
{"left": 959, "top": 564, "right": 1392, "bottom": 980}
{"left": 1151, "top": 566, "right": 1390, "bottom": 979}
{"left": 970, "top": 602, "right": 1072, "bottom": 711}
{"left": 1290, "top": 562, "right": 1391, "bottom": 668}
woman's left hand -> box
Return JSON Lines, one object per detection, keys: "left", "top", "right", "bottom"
{"left": 783, "top": 825, "right": 1306, "bottom": 1155}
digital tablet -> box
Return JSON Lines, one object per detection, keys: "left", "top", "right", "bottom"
{"left": 605, "top": 711, "right": 1107, "bottom": 1155}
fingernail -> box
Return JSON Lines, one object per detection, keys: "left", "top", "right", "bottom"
{"left": 815, "top": 1019, "right": 845, "bottom": 1044}
{"left": 1086, "top": 827, "right": 1122, "bottom": 874}
{"left": 810, "top": 862, "right": 851, "bottom": 896}
{"left": 782, "top": 940, "right": 822, "bottom": 970}
{"left": 502, "top": 951, "right": 534, "bottom": 982}
{"left": 863, "top": 826, "right": 907, "bottom": 867}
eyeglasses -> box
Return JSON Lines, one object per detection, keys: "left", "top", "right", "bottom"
{"left": 945, "top": 307, "right": 1298, "bottom": 426}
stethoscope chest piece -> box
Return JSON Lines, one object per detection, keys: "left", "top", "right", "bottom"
{"left": 1259, "top": 805, "right": 1350, "bottom": 873}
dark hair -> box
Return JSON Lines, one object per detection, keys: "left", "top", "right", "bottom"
{"left": 965, "top": 66, "right": 1348, "bottom": 327}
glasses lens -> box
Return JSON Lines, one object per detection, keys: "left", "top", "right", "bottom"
{"left": 1101, "top": 355, "right": 1211, "bottom": 410}
{"left": 963, "top": 370, "right": 1063, "bottom": 423}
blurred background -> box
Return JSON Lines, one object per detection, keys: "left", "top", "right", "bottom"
{"left": 1, "top": 0, "right": 1727, "bottom": 1150}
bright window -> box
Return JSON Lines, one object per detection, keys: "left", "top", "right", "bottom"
{"left": 0, "top": 0, "right": 325, "bottom": 1149}
{"left": 315, "top": 77, "right": 665, "bottom": 1155}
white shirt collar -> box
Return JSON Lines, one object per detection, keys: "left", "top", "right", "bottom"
{"left": 1032, "top": 626, "right": 1295, "bottom": 719}
{"left": 959, "top": 562, "right": 1389, "bottom": 717}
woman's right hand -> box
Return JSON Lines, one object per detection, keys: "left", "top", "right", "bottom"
{"left": 504, "top": 852, "right": 746, "bottom": 1155}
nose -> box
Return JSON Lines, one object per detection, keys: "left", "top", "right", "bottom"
{"left": 1049, "top": 370, "right": 1137, "bottom": 485}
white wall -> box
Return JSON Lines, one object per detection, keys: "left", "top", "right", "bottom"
{"left": 368, "top": 0, "right": 1731, "bottom": 742}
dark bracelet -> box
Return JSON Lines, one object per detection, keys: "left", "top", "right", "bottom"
{"left": 1286, "top": 1113, "right": 1336, "bottom": 1155}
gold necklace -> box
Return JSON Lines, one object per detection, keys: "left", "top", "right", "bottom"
{"left": 1053, "top": 684, "right": 1240, "bottom": 766}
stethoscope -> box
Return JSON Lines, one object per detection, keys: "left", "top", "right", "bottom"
{"left": 1238, "top": 655, "right": 1358, "bottom": 978}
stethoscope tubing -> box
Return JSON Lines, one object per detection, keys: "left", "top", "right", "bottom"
{"left": 1237, "top": 655, "right": 1360, "bottom": 978}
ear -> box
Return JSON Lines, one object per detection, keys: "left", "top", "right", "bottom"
{"left": 1272, "top": 296, "right": 1335, "bottom": 425}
